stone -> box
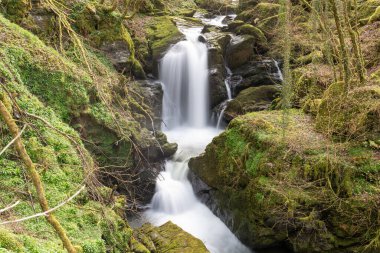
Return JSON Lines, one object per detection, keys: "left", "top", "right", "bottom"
{"left": 100, "top": 40, "right": 131, "bottom": 73}
{"left": 136, "top": 222, "right": 210, "bottom": 253}
{"left": 224, "top": 85, "right": 280, "bottom": 121}
{"left": 226, "top": 35, "right": 255, "bottom": 69}
{"left": 232, "top": 59, "right": 283, "bottom": 94}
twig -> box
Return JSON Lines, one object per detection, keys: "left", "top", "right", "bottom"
{"left": 0, "top": 186, "right": 85, "bottom": 225}
{"left": 0, "top": 125, "right": 27, "bottom": 157}
{"left": 0, "top": 200, "right": 21, "bottom": 214}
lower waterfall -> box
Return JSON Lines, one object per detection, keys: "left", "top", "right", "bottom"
{"left": 145, "top": 26, "right": 251, "bottom": 253}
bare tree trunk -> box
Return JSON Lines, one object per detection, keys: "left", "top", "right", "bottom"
{"left": 0, "top": 94, "right": 77, "bottom": 253}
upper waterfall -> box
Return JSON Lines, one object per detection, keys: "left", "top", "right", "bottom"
{"left": 160, "top": 27, "right": 209, "bottom": 130}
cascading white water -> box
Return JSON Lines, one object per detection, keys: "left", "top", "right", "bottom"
{"left": 274, "top": 60, "right": 284, "bottom": 82}
{"left": 146, "top": 25, "right": 251, "bottom": 253}
{"left": 160, "top": 27, "right": 209, "bottom": 129}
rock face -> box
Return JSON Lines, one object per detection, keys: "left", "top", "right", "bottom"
{"left": 224, "top": 85, "right": 280, "bottom": 121}
{"left": 226, "top": 35, "right": 255, "bottom": 69}
{"left": 101, "top": 40, "right": 131, "bottom": 73}
{"left": 189, "top": 110, "right": 380, "bottom": 253}
{"left": 134, "top": 222, "right": 210, "bottom": 253}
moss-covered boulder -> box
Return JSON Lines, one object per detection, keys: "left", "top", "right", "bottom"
{"left": 236, "top": 24, "right": 268, "bottom": 52}
{"left": 145, "top": 16, "right": 184, "bottom": 75}
{"left": 135, "top": 222, "right": 210, "bottom": 253}
{"left": 189, "top": 110, "right": 380, "bottom": 252}
{"left": 236, "top": 3, "right": 280, "bottom": 35}
{"left": 224, "top": 85, "right": 280, "bottom": 121}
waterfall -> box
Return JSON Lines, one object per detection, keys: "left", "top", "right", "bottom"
{"left": 274, "top": 60, "right": 284, "bottom": 82}
{"left": 216, "top": 66, "right": 234, "bottom": 129}
{"left": 160, "top": 27, "right": 209, "bottom": 130}
{"left": 146, "top": 25, "right": 251, "bottom": 253}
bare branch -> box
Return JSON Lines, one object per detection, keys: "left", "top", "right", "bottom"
{"left": 0, "top": 186, "right": 85, "bottom": 225}
{"left": 0, "top": 124, "right": 27, "bottom": 157}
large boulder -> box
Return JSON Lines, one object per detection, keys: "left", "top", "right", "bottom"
{"left": 189, "top": 110, "right": 380, "bottom": 252}
{"left": 134, "top": 222, "right": 210, "bottom": 253}
{"left": 226, "top": 35, "right": 255, "bottom": 69}
{"left": 224, "top": 85, "right": 280, "bottom": 121}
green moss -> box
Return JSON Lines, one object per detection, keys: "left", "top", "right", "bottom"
{"left": 0, "top": 229, "right": 24, "bottom": 253}
{"left": 0, "top": 0, "right": 30, "bottom": 23}
{"left": 146, "top": 16, "right": 183, "bottom": 60}
{"left": 236, "top": 3, "right": 280, "bottom": 33}
{"left": 236, "top": 24, "right": 267, "bottom": 44}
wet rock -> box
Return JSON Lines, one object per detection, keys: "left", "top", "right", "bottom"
{"left": 226, "top": 35, "right": 255, "bottom": 69}
{"left": 142, "top": 131, "right": 178, "bottom": 162}
{"left": 232, "top": 59, "right": 283, "bottom": 94}
{"left": 209, "top": 68, "right": 228, "bottom": 109}
{"left": 135, "top": 222, "right": 210, "bottom": 253}
{"left": 198, "top": 35, "right": 207, "bottom": 43}
{"left": 136, "top": 80, "right": 164, "bottom": 130}
{"left": 224, "top": 85, "right": 280, "bottom": 121}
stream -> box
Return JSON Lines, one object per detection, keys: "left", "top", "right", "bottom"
{"left": 143, "top": 14, "right": 289, "bottom": 253}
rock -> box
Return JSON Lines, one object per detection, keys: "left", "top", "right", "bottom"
{"left": 224, "top": 85, "right": 280, "bottom": 121}
{"left": 100, "top": 40, "right": 131, "bottom": 73}
{"left": 226, "top": 35, "right": 255, "bottom": 69}
{"left": 238, "top": 0, "right": 259, "bottom": 9}
{"left": 232, "top": 59, "right": 283, "bottom": 94}
{"left": 235, "top": 24, "right": 267, "bottom": 52}
{"left": 209, "top": 68, "right": 228, "bottom": 109}
{"left": 189, "top": 110, "right": 380, "bottom": 252}
{"left": 227, "top": 20, "right": 245, "bottom": 31}
{"left": 146, "top": 16, "right": 185, "bottom": 76}
{"left": 136, "top": 80, "right": 164, "bottom": 130}
{"left": 136, "top": 222, "right": 210, "bottom": 253}
{"left": 198, "top": 35, "right": 207, "bottom": 43}
{"left": 236, "top": 3, "right": 281, "bottom": 35}
{"left": 143, "top": 131, "right": 178, "bottom": 162}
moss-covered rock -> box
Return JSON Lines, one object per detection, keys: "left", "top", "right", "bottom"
{"left": 146, "top": 16, "right": 184, "bottom": 75}
{"left": 236, "top": 3, "right": 280, "bottom": 35}
{"left": 224, "top": 85, "right": 280, "bottom": 121}
{"left": 189, "top": 110, "right": 380, "bottom": 252}
{"left": 136, "top": 222, "right": 209, "bottom": 253}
